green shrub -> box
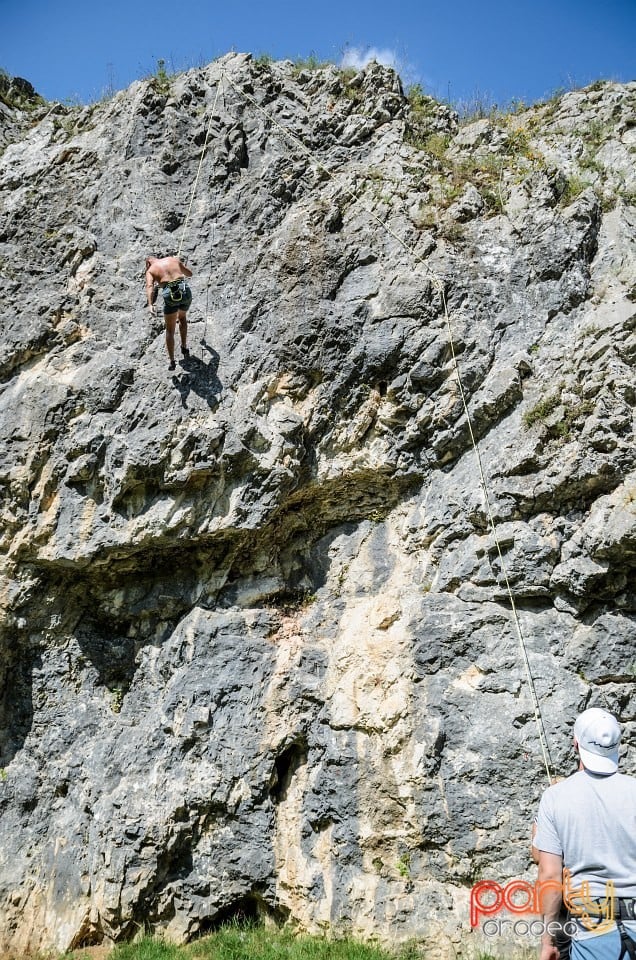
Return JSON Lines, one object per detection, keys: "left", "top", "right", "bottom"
{"left": 558, "top": 174, "right": 590, "bottom": 206}
{"left": 586, "top": 118, "right": 609, "bottom": 145}
{"left": 523, "top": 392, "right": 561, "bottom": 428}
{"left": 423, "top": 132, "right": 450, "bottom": 159}
{"left": 405, "top": 85, "right": 444, "bottom": 130}
{"left": 547, "top": 399, "right": 595, "bottom": 439}
{"left": 407, "top": 84, "right": 434, "bottom": 113}
{"left": 523, "top": 382, "right": 595, "bottom": 438}
{"left": 152, "top": 58, "right": 172, "bottom": 94}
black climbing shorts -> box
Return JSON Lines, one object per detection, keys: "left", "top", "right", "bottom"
{"left": 162, "top": 282, "right": 192, "bottom": 315}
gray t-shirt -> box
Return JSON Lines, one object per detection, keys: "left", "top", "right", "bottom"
{"left": 535, "top": 769, "right": 636, "bottom": 898}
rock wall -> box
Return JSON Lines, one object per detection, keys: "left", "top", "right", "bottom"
{"left": 0, "top": 54, "right": 634, "bottom": 955}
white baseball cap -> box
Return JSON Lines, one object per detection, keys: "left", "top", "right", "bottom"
{"left": 574, "top": 707, "right": 621, "bottom": 775}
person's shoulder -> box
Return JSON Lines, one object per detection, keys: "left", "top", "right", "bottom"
{"left": 614, "top": 771, "right": 636, "bottom": 791}
{"left": 541, "top": 771, "right": 583, "bottom": 801}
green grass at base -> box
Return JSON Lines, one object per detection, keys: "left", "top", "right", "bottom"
{"left": 105, "top": 926, "right": 420, "bottom": 960}
{"left": 110, "top": 940, "right": 184, "bottom": 960}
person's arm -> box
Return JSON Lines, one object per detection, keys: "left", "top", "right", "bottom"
{"left": 178, "top": 259, "right": 193, "bottom": 278}
{"left": 145, "top": 269, "right": 156, "bottom": 313}
{"left": 538, "top": 851, "right": 563, "bottom": 960}
{"left": 531, "top": 821, "right": 540, "bottom": 864}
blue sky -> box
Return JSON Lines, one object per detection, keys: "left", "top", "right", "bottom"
{"left": 2, "top": 0, "right": 634, "bottom": 107}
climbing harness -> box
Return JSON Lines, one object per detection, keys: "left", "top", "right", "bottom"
{"left": 567, "top": 900, "right": 636, "bottom": 960}
{"left": 163, "top": 277, "right": 187, "bottom": 304}
{"left": 218, "top": 67, "right": 555, "bottom": 783}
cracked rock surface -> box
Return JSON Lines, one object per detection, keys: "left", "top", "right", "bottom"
{"left": 0, "top": 55, "right": 635, "bottom": 955}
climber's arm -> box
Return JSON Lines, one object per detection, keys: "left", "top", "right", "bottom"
{"left": 145, "top": 269, "right": 157, "bottom": 311}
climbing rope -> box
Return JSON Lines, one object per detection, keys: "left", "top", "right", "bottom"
{"left": 439, "top": 284, "right": 555, "bottom": 784}
{"left": 176, "top": 74, "right": 225, "bottom": 260}
{"left": 215, "top": 69, "right": 556, "bottom": 782}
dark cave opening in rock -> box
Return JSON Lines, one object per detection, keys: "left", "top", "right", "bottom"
{"left": 270, "top": 739, "right": 308, "bottom": 804}
{"left": 75, "top": 621, "right": 138, "bottom": 698}
{"left": 199, "top": 892, "right": 288, "bottom": 933}
{"left": 69, "top": 923, "right": 104, "bottom": 951}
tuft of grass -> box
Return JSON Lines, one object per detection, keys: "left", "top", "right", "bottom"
{"left": 340, "top": 82, "right": 364, "bottom": 104}
{"left": 523, "top": 382, "right": 595, "bottom": 438}
{"left": 523, "top": 392, "right": 561, "bottom": 428}
{"left": 557, "top": 174, "right": 590, "bottom": 207}
{"left": 578, "top": 152, "right": 604, "bottom": 178}
{"left": 585, "top": 118, "right": 609, "bottom": 147}
{"left": 503, "top": 124, "right": 530, "bottom": 157}
{"left": 406, "top": 84, "right": 437, "bottom": 117}
{"left": 404, "top": 86, "right": 452, "bottom": 149}
{"left": 453, "top": 89, "right": 501, "bottom": 123}
{"left": 547, "top": 398, "right": 595, "bottom": 439}
{"left": 111, "top": 686, "right": 125, "bottom": 713}
{"left": 254, "top": 53, "right": 274, "bottom": 69}
{"left": 112, "top": 938, "right": 183, "bottom": 960}
{"left": 51, "top": 112, "right": 79, "bottom": 139}
{"left": 152, "top": 58, "right": 173, "bottom": 95}
{"left": 422, "top": 132, "right": 450, "bottom": 159}
{"left": 292, "top": 54, "right": 331, "bottom": 75}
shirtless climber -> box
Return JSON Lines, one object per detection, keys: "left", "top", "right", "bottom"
{"left": 145, "top": 255, "right": 193, "bottom": 371}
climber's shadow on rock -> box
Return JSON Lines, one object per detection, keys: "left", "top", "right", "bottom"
{"left": 172, "top": 339, "right": 222, "bottom": 410}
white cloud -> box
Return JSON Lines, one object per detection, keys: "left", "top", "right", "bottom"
{"left": 339, "top": 45, "right": 424, "bottom": 89}
{"left": 340, "top": 46, "right": 400, "bottom": 72}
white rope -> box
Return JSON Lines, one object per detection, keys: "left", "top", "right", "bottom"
{"left": 222, "top": 69, "right": 555, "bottom": 783}
{"left": 176, "top": 75, "right": 224, "bottom": 260}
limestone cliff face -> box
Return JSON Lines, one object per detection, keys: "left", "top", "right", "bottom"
{"left": 0, "top": 54, "right": 634, "bottom": 955}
